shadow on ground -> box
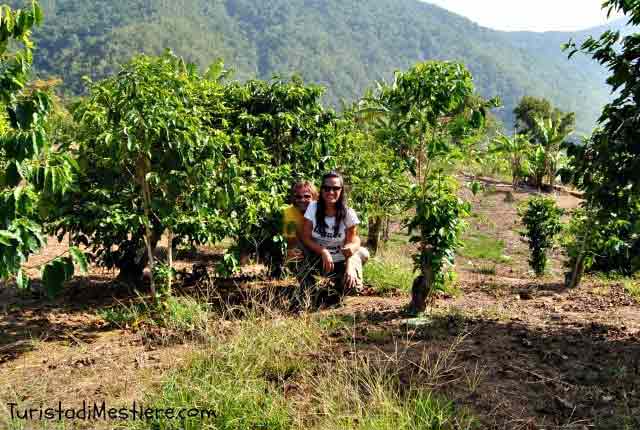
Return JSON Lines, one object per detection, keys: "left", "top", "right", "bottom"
{"left": 0, "top": 265, "right": 305, "bottom": 363}
{"left": 329, "top": 305, "right": 640, "bottom": 429}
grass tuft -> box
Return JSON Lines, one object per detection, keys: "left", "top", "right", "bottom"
{"left": 623, "top": 278, "right": 640, "bottom": 301}
{"left": 98, "top": 295, "right": 210, "bottom": 338}
{"left": 317, "top": 314, "right": 356, "bottom": 334}
{"left": 310, "top": 354, "right": 477, "bottom": 430}
{"left": 158, "top": 295, "right": 209, "bottom": 334}
{"left": 97, "top": 300, "right": 149, "bottom": 328}
{"left": 472, "top": 265, "right": 497, "bottom": 276}
{"left": 364, "top": 250, "right": 415, "bottom": 294}
{"left": 460, "top": 231, "right": 509, "bottom": 263}
{"left": 125, "top": 315, "right": 321, "bottom": 430}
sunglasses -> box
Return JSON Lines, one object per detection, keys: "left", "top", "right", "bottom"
{"left": 295, "top": 194, "right": 313, "bottom": 200}
{"left": 322, "top": 185, "right": 342, "bottom": 192}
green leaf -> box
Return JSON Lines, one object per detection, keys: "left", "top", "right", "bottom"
{"left": 15, "top": 268, "right": 29, "bottom": 289}
{"left": 33, "top": 2, "right": 44, "bottom": 25}
{"left": 69, "top": 246, "right": 88, "bottom": 273}
{"left": 49, "top": 167, "right": 57, "bottom": 194}
{"left": 42, "top": 258, "right": 70, "bottom": 298}
{"left": 0, "top": 230, "right": 20, "bottom": 245}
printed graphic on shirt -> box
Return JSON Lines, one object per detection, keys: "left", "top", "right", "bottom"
{"left": 304, "top": 202, "right": 359, "bottom": 263}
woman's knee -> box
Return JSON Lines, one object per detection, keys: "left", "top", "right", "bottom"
{"left": 357, "top": 247, "right": 369, "bottom": 264}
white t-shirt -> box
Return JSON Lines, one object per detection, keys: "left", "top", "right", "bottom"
{"left": 304, "top": 201, "right": 359, "bottom": 263}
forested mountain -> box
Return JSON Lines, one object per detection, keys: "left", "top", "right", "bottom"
{"left": 22, "top": 0, "right": 628, "bottom": 133}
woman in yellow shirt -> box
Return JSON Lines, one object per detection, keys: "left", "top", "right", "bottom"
{"left": 282, "top": 181, "right": 317, "bottom": 262}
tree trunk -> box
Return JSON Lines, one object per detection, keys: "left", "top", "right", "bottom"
{"left": 367, "top": 216, "right": 382, "bottom": 255}
{"left": 409, "top": 261, "right": 434, "bottom": 314}
{"left": 567, "top": 235, "right": 588, "bottom": 289}
{"left": 142, "top": 180, "right": 156, "bottom": 298}
{"left": 566, "top": 255, "right": 585, "bottom": 289}
{"left": 548, "top": 160, "right": 557, "bottom": 189}
{"left": 166, "top": 229, "right": 173, "bottom": 294}
{"left": 535, "top": 170, "right": 544, "bottom": 191}
{"left": 382, "top": 217, "right": 391, "bottom": 242}
{"left": 511, "top": 156, "right": 519, "bottom": 189}
{"left": 137, "top": 155, "right": 156, "bottom": 298}
{"left": 238, "top": 237, "right": 252, "bottom": 266}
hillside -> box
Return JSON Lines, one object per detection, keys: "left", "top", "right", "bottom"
{"left": 24, "top": 0, "right": 627, "bottom": 133}
{"left": 3, "top": 180, "right": 640, "bottom": 429}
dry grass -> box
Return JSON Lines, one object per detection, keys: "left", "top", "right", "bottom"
{"left": 2, "top": 287, "right": 479, "bottom": 430}
{"left": 114, "top": 296, "right": 479, "bottom": 430}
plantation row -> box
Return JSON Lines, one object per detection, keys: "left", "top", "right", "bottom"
{"left": 1, "top": 1, "right": 639, "bottom": 307}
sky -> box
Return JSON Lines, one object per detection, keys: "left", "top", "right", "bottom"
{"left": 423, "top": 0, "right": 624, "bottom": 32}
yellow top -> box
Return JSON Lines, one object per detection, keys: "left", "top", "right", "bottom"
{"left": 282, "top": 205, "right": 304, "bottom": 240}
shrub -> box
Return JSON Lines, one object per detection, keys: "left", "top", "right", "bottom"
{"left": 520, "top": 196, "right": 563, "bottom": 276}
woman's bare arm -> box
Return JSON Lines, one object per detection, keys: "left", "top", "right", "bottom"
{"left": 343, "top": 226, "right": 360, "bottom": 290}
{"left": 341, "top": 226, "right": 360, "bottom": 259}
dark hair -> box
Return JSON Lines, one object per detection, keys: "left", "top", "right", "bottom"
{"left": 316, "top": 171, "right": 347, "bottom": 236}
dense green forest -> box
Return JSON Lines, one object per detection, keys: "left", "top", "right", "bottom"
{"left": 15, "top": 0, "right": 626, "bottom": 134}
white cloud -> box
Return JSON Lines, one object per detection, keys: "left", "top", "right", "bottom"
{"left": 423, "top": 0, "right": 624, "bottom": 32}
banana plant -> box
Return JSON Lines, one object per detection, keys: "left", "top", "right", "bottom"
{"left": 531, "top": 115, "right": 574, "bottom": 189}
{"left": 489, "top": 133, "right": 532, "bottom": 188}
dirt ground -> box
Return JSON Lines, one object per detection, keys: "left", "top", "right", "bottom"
{"left": 1, "top": 180, "right": 639, "bottom": 429}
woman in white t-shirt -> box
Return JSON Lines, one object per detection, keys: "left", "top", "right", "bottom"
{"left": 301, "top": 171, "right": 363, "bottom": 303}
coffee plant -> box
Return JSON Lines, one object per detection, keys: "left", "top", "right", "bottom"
{"left": 0, "top": 1, "right": 84, "bottom": 295}
{"left": 364, "top": 61, "right": 498, "bottom": 313}
{"left": 562, "top": 0, "right": 640, "bottom": 277}
{"left": 336, "top": 103, "right": 410, "bottom": 254}
{"left": 51, "top": 53, "right": 236, "bottom": 297}
{"left": 407, "top": 176, "right": 470, "bottom": 310}
{"left": 520, "top": 196, "right": 563, "bottom": 276}
{"left": 219, "top": 77, "right": 338, "bottom": 267}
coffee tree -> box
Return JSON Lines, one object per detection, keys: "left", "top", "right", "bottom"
{"left": 0, "top": 1, "right": 83, "bottom": 295}
{"left": 406, "top": 176, "right": 470, "bottom": 310}
{"left": 562, "top": 0, "right": 640, "bottom": 278}
{"left": 338, "top": 102, "right": 410, "bottom": 254}
{"left": 51, "top": 53, "right": 235, "bottom": 296}
{"left": 520, "top": 196, "right": 563, "bottom": 276}
{"left": 369, "top": 61, "right": 498, "bottom": 313}
{"left": 219, "top": 77, "right": 338, "bottom": 267}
